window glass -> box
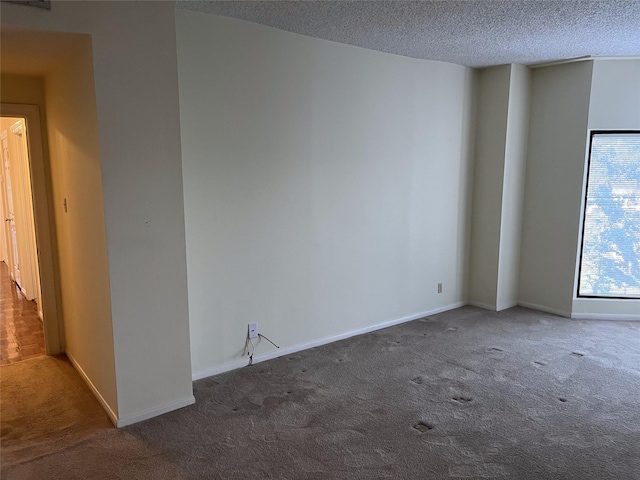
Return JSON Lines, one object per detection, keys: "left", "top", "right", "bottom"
{"left": 579, "top": 132, "right": 640, "bottom": 298}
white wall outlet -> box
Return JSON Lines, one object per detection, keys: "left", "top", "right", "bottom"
{"left": 248, "top": 322, "right": 258, "bottom": 339}
{"left": 437, "top": 282, "right": 443, "bottom": 294}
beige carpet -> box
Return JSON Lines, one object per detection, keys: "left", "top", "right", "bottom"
{"left": 0, "top": 355, "right": 113, "bottom": 467}
{"left": 2, "top": 307, "right": 640, "bottom": 479}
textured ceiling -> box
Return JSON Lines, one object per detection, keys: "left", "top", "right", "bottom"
{"left": 176, "top": 0, "right": 640, "bottom": 67}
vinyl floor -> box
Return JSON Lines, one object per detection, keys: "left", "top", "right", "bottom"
{"left": 0, "top": 261, "right": 45, "bottom": 365}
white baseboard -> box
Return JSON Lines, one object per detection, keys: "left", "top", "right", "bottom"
{"left": 467, "top": 300, "right": 496, "bottom": 311}
{"left": 517, "top": 301, "right": 571, "bottom": 318}
{"left": 116, "top": 396, "right": 196, "bottom": 428}
{"left": 466, "top": 301, "right": 519, "bottom": 312}
{"left": 68, "top": 350, "right": 195, "bottom": 428}
{"left": 192, "top": 302, "right": 466, "bottom": 381}
{"left": 571, "top": 312, "right": 640, "bottom": 321}
{"left": 66, "top": 351, "right": 119, "bottom": 427}
{"left": 496, "top": 301, "right": 519, "bottom": 312}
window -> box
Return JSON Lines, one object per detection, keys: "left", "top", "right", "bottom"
{"left": 578, "top": 132, "right": 640, "bottom": 299}
{"left": 6, "top": 1, "right": 51, "bottom": 10}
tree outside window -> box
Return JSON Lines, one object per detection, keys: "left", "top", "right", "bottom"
{"left": 579, "top": 132, "right": 640, "bottom": 299}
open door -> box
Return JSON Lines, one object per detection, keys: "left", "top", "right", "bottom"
{"left": 1, "top": 119, "right": 42, "bottom": 309}
{"left": 1, "top": 130, "right": 22, "bottom": 288}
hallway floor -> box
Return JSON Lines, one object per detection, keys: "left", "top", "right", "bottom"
{"left": 0, "top": 261, "right": 45, "bottom": 365}
{"left": 1, "top": 355, "right": 113, "bottom": 469}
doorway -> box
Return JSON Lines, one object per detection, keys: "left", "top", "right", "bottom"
{"left": 1, "top": 26, "right": 118, "bottom": 428}
{"left": 1, "top": 117, "right": 41, "bottom": 306}
{"left": 0, "top": 116, "right": 45, "bottom": 364}
{"left": 0, "top": 105, "right": 62, "bottom": 358}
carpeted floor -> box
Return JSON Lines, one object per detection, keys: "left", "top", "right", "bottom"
{"left": 2, "top": 306, "right": 639, "bottom": 479}
{"left": 0, "top": 355, "right": 113, "bottom": 467}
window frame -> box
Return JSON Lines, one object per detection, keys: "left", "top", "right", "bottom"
{"left": 576, "top": 129, "right": 640, "bottom": 300}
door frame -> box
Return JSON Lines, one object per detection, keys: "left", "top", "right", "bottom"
{"left": 1, "top": 103, "right": 63, "bottom": 355}
{"left": 0, "top": 131, "right": 8, "bottom": 266}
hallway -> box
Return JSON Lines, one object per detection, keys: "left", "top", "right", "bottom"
{"left": 0, "top": 261, "right": 45, "bottom": 365}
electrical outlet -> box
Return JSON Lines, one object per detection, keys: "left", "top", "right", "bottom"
{"left": 248, "top": 323, "right": 258, "bottom": 339}
{"left": 437, "top": 283, "right": 443, "bottom": 294}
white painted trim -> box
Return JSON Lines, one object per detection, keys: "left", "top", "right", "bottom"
{"left": 517, "top": 301, "right": 571, "bottom": 318}
{"left": 66, "top": 351, "right": 118, "bottom": 427}
{"left": 192, "top": 302, "right": 466, "bottom": 381}
{"left": 116, "top": 396, "right": 196, "bottom": 428}
{"left": 571, "top": 312, "right": 640, "bottom": 321}
{"left": 496, "top": 301, "right": 519, "bottom": 312}
{"left": 571, "top": 130, "right": 592, "bottom": 311}
{"left": 193, "top": 356, "right": 257, "bottom": 381}
{"left": 467, "top": 300, "right": 496, "bottom": 311}
{"left": 529, "top": 56, "right": 593, "bottom": 69}
{"left": 530, "top": 55, "right": 640, "bottom": 69}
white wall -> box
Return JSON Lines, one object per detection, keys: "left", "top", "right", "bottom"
{"left": 588, "top": 60, "right": 640, "bottom": 129}
{"left": 1, "top": 1, "right": 193, "bottom": 425}
{"left": 176, "top": 11, "right": 475, "bottom": 377}
{"left": 468, "top": 64, "right": 530, "bottom": 312}
{"left": 572, "top": 59, "right": 640, "bottom": 319}
{"left": 468, "top": 65, "right": 510, "bottom": 310}
{"left": 519, "top": 61, "right": 593, "bottom": 316}
{"left": 497, "top": 64, "right": 530, "bottom": 310}
{"left": 44, "top": 38, "right": 118, "bottom": 416}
